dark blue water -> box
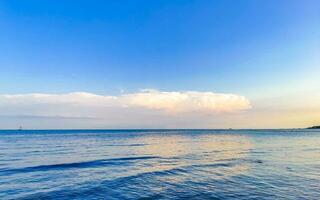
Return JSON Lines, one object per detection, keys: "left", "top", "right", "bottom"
{"left": 1, "top": 129, "right": 320, "bottom": 199}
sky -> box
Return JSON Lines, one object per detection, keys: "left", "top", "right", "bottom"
{"left": 0, "top": 0, "right": 319, "bottom": 129}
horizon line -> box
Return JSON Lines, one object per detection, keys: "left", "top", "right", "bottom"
{"left": 0, "top": 128, "right": 314, "bottom": 131}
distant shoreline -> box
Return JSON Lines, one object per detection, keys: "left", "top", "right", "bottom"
{"left": 307, "top": 126, "right": 320, "bottom": 129}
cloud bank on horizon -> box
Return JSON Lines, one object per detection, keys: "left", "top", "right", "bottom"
{"left": 0, "top": 90, "right": 251, "bottom": 128}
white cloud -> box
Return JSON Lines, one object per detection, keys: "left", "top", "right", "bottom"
{"left": 0, "top": 90, "right": 251, "bottom": 128}
{"left": 1, "top": 92, "right": 116, "bottom": 106}
{"left": 122, "top": 89, "right": 251, "bottom": 113}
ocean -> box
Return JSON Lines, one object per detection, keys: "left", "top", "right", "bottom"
{"left": 0, "top": 129, "right": 319, "bottom": 199}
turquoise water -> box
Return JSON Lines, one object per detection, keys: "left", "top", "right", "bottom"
{"left": 0, "top": 129, "right": 319, "bottom": 199}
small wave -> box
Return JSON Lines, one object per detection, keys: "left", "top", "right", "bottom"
{"left": 199, "top": 162, "right": 233, "bottom": 167}
{"left": 16, "top": 167, "right": 189, "bottom": 200}
{"left": 213, "top": 157, "right": 263, "bottom": 164}
{"left": 0, "top": 156, "right": 160, "bottom": 176}
{"left": 16, "top": 160, "right": 237, "bottom": 200}
{"left": 103, "top": 144, "right": 147, "bottom": 147}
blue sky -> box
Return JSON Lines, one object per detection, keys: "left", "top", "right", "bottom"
{"left": 0, "top": 0, "right": 319, "bottom": 128}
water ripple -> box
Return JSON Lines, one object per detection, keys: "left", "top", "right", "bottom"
{"left": 0, "top": 156, "right": 160, "bottom": 176}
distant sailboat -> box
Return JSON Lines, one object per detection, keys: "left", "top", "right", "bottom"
{"left": 18, "top": 125, "right": 23, "bottom": 131}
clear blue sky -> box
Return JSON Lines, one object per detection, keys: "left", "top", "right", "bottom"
{"left": 1, "top": 0, "right": 319, "bottom": 95}
{"left": 0, "top": 0, "right": 319, "bottom": 128}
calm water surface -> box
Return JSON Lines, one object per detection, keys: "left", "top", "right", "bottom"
{"left": 0, "top": 129, "right": 319, "bottom": 199}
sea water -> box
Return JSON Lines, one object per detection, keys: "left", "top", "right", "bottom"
{"left": 0, "top": 129, "right": 319, "bottom": 199}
